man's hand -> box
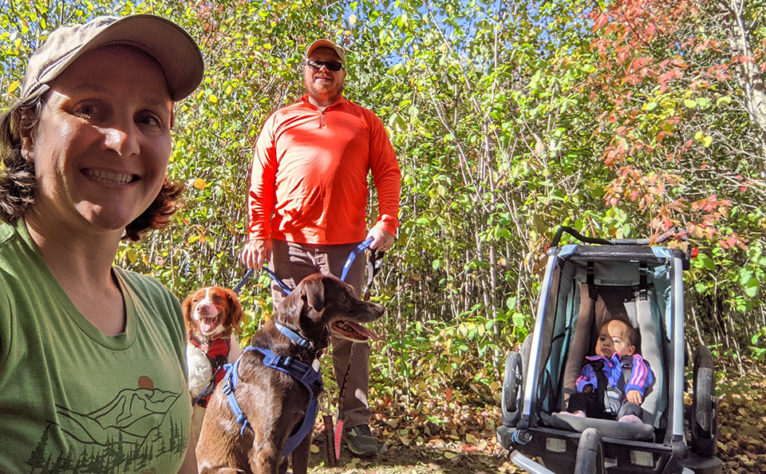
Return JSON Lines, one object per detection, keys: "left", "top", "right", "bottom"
{"left": 241, "top": 239, "right": 272, "bottom": 270}
{"left": 626, "top": 389, "right": 643, "bottom": 405}
{"left": 366, "top": 227, "right": 395, "bottom": 252}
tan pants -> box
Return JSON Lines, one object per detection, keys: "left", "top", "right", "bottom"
{"left": 269, "top": 239, "right": 371, "bottom": 428}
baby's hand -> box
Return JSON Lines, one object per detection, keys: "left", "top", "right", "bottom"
{"left": 627, "top": 390, "right": 643, "bottom": 404}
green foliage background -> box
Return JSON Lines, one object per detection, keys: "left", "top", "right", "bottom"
{"left": 2, "top": 0, "right": 764, "bottom": 402}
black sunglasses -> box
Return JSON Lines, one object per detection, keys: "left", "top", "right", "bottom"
{"left": 306, "top": 59, "right": 344, "bottom": 71}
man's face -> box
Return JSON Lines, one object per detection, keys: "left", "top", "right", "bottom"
{"left": 303, "top": 47, "right": 345, "bottom": 103}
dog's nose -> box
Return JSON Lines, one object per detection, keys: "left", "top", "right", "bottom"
{"left": 196, "top": 302, "right": 219, "bottom": 317}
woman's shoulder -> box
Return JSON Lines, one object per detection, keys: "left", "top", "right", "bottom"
{"left": 114, "top": 267, "right": 179, "bottom": 308}
{"left": 115, "top": 266, "right": 163, "bottom": 289}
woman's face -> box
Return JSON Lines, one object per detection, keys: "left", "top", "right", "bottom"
{"left": 22, "top": 44, "right": 173, "bottom": 237}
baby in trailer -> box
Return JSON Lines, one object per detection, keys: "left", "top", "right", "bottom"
{"left": 566, "top": 317, "right": 654, "bottom": 424}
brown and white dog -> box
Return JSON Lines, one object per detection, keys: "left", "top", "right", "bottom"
{"left": 196, "top": 274, "right": 383, "bottom": 474}
{"left": 183, "top": 286, "right": 246, "bottom": 455}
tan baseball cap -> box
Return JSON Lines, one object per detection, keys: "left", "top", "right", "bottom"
{"left": 21, "top": 14, "right": 204, "bottom": 103}
{"left": 306, "top": 39, "right": 346, "bottom": 65}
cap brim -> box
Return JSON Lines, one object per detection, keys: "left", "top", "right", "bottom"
{"left": 40, "top": 15, "right": 204, "bottom": 102}
{"left": 306, "top": 39, "right": 345, "bottom": 64}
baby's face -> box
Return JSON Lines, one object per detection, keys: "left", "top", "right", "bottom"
{"left": 596, "top": 320, "right": 636, "bottom": 358}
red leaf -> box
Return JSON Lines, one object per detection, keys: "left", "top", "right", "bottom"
{"left": 630, "top": 56, "right": 652, "bottom": 71}
{"left": 593, "top": 13, "right": 610, "bottom": 31}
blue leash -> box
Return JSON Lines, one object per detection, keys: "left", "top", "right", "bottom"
{"left": 232, "top": 268, "right": 253, "bottom": 294}
{"left": 262, "top": 265, "right": 293, "bottom": 295}
{"left": 237, "top": 237, "right": 377, "bottom": 296}
{"left": 230, "top": 263, "right": 291, "bottom": 295}
{"left": 340, "top": 237, "right": 373, "bottom": 281}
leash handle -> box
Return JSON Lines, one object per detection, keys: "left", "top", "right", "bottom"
{"left": 363, "top": 248, "right": 385, "bottom": 301}
{"left": 340, "top": 237, "right": 373, "bottom": 282}
{"left": 324, "top": 414, "right": 337, "bottom": 466}
{"left": 333, "top": 343, "right": 355, "bottom": 460}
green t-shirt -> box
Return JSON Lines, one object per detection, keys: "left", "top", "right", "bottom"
{"left": 0, "top": 221, "right": 191, "bottom": 473}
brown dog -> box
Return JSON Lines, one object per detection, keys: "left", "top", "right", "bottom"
{"left": 183, "top": 286, "right": 245, "bottom": 457}
{"left": 196, "top": 274, "right": 384, "bottom": 474}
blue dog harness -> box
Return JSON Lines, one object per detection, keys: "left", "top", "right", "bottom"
{"left": 222, "top": 324, "right": 323, "bottom": 456}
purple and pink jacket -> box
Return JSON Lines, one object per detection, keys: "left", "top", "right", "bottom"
{"left": 576, "top": 353, "right": 654, "bottom": 397}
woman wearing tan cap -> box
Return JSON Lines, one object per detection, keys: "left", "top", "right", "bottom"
{"left": 0, "top": 15, "right": 203, "bottom": 473}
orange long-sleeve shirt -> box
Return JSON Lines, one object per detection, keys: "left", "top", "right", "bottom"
{"left": 247, "top": 95, "right": 401, "bottom": 245}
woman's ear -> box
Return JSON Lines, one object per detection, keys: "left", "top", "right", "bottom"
{"left": 17, "top": 111, "right": 35, "bottom": 162}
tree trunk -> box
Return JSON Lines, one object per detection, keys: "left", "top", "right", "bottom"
{"left": 722, "top": 0, "right": 766, "bottom": 163}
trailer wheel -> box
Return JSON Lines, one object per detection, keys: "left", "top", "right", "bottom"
{"left": 574, "top": 428, "right": 604, "bottom": 474}
{"left": 501, "top": 335, "right": 532, "bottom": 427}
{"left": 501, "top": 351, "right": 523, "bottom": 426}
{"left": 691, "top": 345, "right": 717, "bottom": 457}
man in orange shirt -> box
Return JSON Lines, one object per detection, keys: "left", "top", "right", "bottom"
{"left": 242, "top": 39, "right": 401, "bottom": 457}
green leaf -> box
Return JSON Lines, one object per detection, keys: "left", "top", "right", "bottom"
{"left": 716, "top": 96, "right": 731, "bottom": 107}
{"left": 683, "top": 99, "right": 697, "bottom": 109}
{"left": 739, "top": 268, "right": 754, "bottom": 286}
{"left": 512, "top": 312, "right": 526, "bottom": 328}
{"left": 694, "top": 253, "right": 716, "bottom": 271}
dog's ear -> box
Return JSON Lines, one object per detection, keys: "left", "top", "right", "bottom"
{"left": 302, "top": 277, "right": 325, "bottom": 313}
{"left": 224, "top": 288, "right": 245, "bottom": 334}
{"left": 181, "top": 292, "right": 195, "bottom": 327}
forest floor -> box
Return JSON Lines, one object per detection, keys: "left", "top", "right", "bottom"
{"left": 306, "top": 357, "right": 766, "bottom": 473}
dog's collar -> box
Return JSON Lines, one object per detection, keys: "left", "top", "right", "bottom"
{"left": 275, "top": 323, "right": 314, "bottom": 352}
{"left": 189, "top": 334, "right": 229, "bottom": 352}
